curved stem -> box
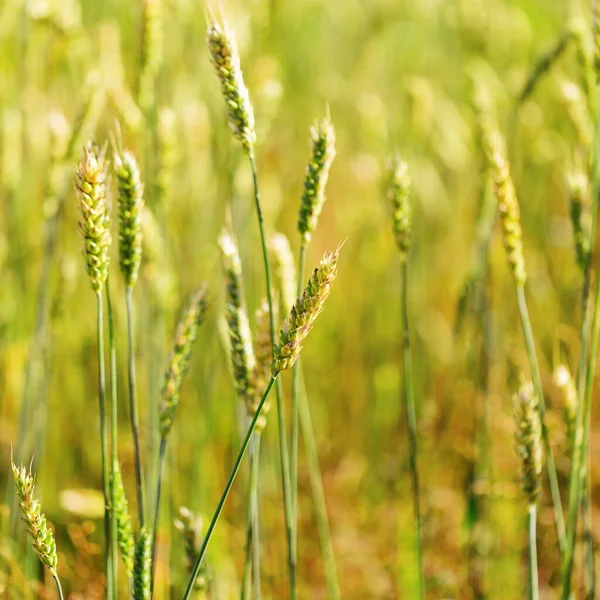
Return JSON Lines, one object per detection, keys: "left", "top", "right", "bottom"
{"left": 181, "top": 377, "right": 276, "bottom": 600}
{"left": 528, "top": 505, "right": 539, "bottom": 600}
{"left": 290, "top": 243, "right": 307, "bottom": 555}
{"left": 97, "top": 291, "right": 113, "bottom": 599}
{"left": 401, "top": 261, "right": 424, "bottom": 600}
{"left": 151, "top": 436, "right": 168, "bottom": 595}
{"left": 106, "top": 280, "right": 119, "bottom": 597}
{"left": 126, "top": 286, "right": 146, "bottom": 527}
{"left": 248, "top": 153, "right": 296, "bottom": 598}
{"left": 53, "top": 574, "right": 65, "bottom": 600}
{"left": 516, "top": 286, "right": 565, "bottom": 552}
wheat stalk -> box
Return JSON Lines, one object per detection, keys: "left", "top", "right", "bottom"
{"left": 385, "top": 155, "right": 424, "bottom": 599}
{"left": 513, "top": 381, "right": 543, "bottom": 600}
{"left": 74, "top": 142, "right": 114, "bottom": 596}
{"left": 182, "top": 247, "right": 341, "bottom": 600}
{"left": 485, "top": 128, "right": 565, "bottom": 551}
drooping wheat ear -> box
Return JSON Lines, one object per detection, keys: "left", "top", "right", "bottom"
{"left": 174, "top": 507, "right": 210, "bottom": 592}
{"left": 298, "top": 116, "right": 337, "bottom": 244}
{"left": 273, "top": 246, "right": 341, "bottom": 374}
{"left": 269, "top": 233, "right": 297, "bottom": 313}
{"left": 484, "top": 130, "right": 527, "bottom": 287}
{"left": 248, "top": 299, "right": 276, "bottom": 431}
{"left": 112, "top": 461, "right": 135, "bottom": 578}
{"left": 133, "top": 528, "right": 152, "bottom": 600}
{"left": 113, "top": 145, "right": 145, "bottom": 287}
{"left": 159, "top": 286, "right": 209, "bottom": 438}
{"left": 553, "top": 365, "right": 578, "bottom": 445}
{"left": 157, "top": 107, "right": 177, "bottom": 204}
{"left": 11, "top": 461, "right": 58, "bottom": 575}
{"left": 139, "top": 0, "right": 163, "bottom": 107}
{"left": 559, "top": 80, "right": 592, "bottom": 149}
{"left": 75, "top": 142, "right": 111, "bottom": 292}
{"left": 385, "top": 155, "right": 412, "bottom": 260}
{"left": 207, "top": 17, "right": 256, "bottom": 154}
{"left": 567, "top": 169, "right": 591, "bottom": 273}
{"left": 219, "top": 231, "right": 256, "bottom": 400}
{"left": 513, "top": 381, "right": 543, "bottom": 506}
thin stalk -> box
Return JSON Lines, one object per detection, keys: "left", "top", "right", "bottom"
{"left": 516, "top": 286, "right": 566, "bottom": 551}
{"left": 151, "top": 435, "right": 168, "bottom": 593}
{"left": 298, "top": 377, "right": 341, "bottom": 599}
{"left": 96, "top": 291, "right": 114, "bottom": 599}
{"left": 242, "top": 433, "right": 262, "bottom": 600}
{"left": 53, "top": 574, "right": 65, "bottom": 600}
{"left": 251, "top": 435, "right": 262, "bottom": 600}
{"left": 126, "top": 286, "right": 145, "bottom": 527}
{"left": 248, "top": 153, "right": 295, "bottom": 598}
{"left": 583, "top": 467, "right": 595, "bottom": 599}
{"left": 106, "top": 280, "right": 119, "bottom": 598}
{"left": 181, "top": 377, "right": 276, "bottom": 600}
{"left": 290, "top": 243, "right": 307, "bottom": 552}
{"left": 528, "top": 505, "right": 539, "bottom": 600}
{"left": 242, "top": 461, "right": 254, "bottom": 600}
{"left": 562, "top": 87, "right": 600, "bottom": 596}
{"left": 401, "top": 261, "right": 424, "bottom": 600}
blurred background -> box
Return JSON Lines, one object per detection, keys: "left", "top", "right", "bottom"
{"left": 0, "top": 0, "right": 595, "bottom": 597}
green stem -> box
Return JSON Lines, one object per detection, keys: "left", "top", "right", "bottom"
{"left": 126, "top": 286, "right": 146, "bottom": 527}
{"left": 242, "top": 433, "right": 262, "bottom": 600}
{"left": 528, "top": 504, "right": 539, "bottom": 600}
{"left": 151, "top": 435, "right": 168, "bottom": 595}
{"left": 106, "top": 280, "right": 119, "bottom": 597}
{"left": 248, "top": 153, "right": 295, "bottom": 598}
{"left": 516, "top": 286, "right": 565, "bottom": 551}
{"left": 583, "top": 467, "right": 595, "bottom": 600}
{"left": 298, "top": 378, "right": 341, "bottom": 599}
{"left": 97, "top": 291, "right": 113, "bottom": 599}
{"left": 401, "top": 261, "right": 424, "bottom": 600}
{"left": 181, "top": 377, "right": 276, "bottom": 600}
{"left": 53, "top": 574, "right": 65, "bottom": 600}
{"left": 290, "top": 243, "right": 307, "bottom": 555}
{"left": 251, "top": 434, "right": 262, "bottom": 600}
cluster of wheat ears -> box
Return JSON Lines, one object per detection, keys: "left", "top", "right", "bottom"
{"left": 10, "top": 4, "right": 600, "bottom": 600}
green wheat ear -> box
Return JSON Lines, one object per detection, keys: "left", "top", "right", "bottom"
{"left": 112, "top": 461, "right": 135, "bottom": 577}
{"left": 133, "top": 528, "right": 151, "bottom": 600}
{"left": 74, "top": 142, "right": 111, "bottom": 292}
{"left": 159, "top": 285, "right": 210, "bottom": 438}
{"left": 273, "top": 245, "right": 342, "bottom": 374}
{"left": 513, "top": 381, "right": 543, "bottom": 506}
{"left": 298, "top": 115, "right": 336, "bottom": 244}
{"left": 11, "top": 460, "right": 58, "bottom": 576}
{"left": 219, "top": 231, "right": 256, "bottom": 402}
{"left": 384, "top": 155, "right": 412, "bottom": 260}
{"left": 113, "top": 142, "right": 145, "bottom": 288}
{"left": 207, "top": 16, "right": 256, "bottom": 154}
